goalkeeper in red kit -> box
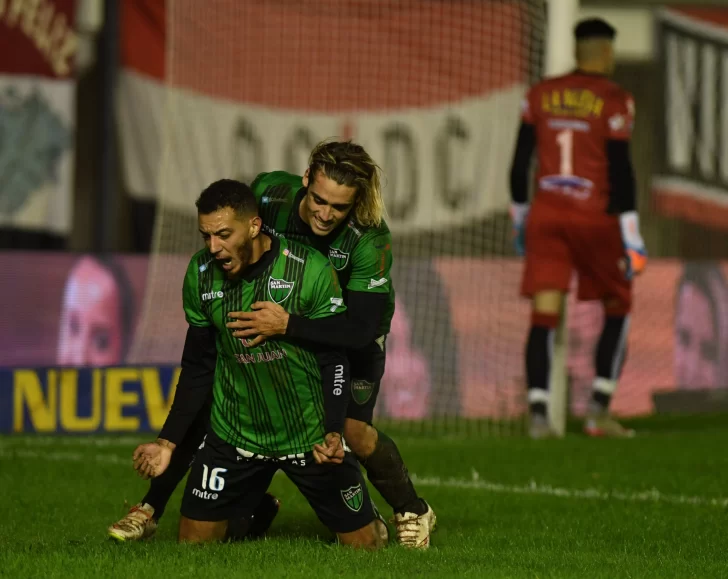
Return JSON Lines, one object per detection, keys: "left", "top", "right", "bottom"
{"left": 509, "top": 18, "right": 647, "bottom": 438}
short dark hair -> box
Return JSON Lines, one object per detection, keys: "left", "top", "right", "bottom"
{"left": 574, "top": 18, "right": 616, "bottom": 41}
{"left": 195, "top": 179, "right": 258, "bottom": 217}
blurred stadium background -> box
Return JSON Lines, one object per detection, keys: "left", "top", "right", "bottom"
{"left": 3, "top": 1, "right": 728, "bottom": 576}
{"left": 4, "top": 0, "right": 728, "bottom": 435}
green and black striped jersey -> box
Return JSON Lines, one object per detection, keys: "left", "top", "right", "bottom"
{"left": 182, "top": 236, "right": 345, "bottom": 456}
{"left": 251, "top": 171, "right": 395, "bottom": 337}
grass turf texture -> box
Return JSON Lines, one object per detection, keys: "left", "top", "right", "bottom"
{"left": 0, "top": 414, "right": 726, "bottom": 579}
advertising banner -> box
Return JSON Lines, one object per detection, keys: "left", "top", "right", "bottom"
{"left": 2, "top": 252, "right": 725, "bottom": 431}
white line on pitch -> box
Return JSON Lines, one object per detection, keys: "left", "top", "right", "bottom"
{"left": 410, "top": 471, "right": 728, "bottom": 509}
{"left": 0, "top": 447, "right": 725, "bottom": 510}
{"left": 0, "top": 435, "right": 147, "bottom": 448}
{"left": 0, "top": 448, "right": 130, "bottom": 465}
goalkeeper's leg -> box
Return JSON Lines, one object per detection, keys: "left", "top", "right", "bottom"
{"left": 525, "top": 290, "right": 566, "bottom": 439}
{"left": 584, "top": 298, "right": 634, "bottom": 438}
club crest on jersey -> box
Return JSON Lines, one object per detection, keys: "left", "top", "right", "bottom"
{"left": 352, "top": 379, "right": 375, "bottom": 405}
{"left": 341, "top": 484, "right": 364, "bottom": 512}
{"left": 268, "top": 277, "right": 295, "bottom": 304}
{"left": 329, "top": 247, "right": 350, "bottom": 271}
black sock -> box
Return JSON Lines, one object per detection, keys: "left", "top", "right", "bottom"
{"left": 359, "top": 430, "right": 426, "bottom": 516}
{"left": 592, "top": 315, "right": 629, "bottom": 411}
{"left": 526, "top": 325, "right": 553, "bottom": 416}
{"left": 142, "top": 411, "right": 208, "bottom": 520}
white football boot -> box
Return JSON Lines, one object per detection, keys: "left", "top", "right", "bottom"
{"left": 108, "top": 503, "right": 158, "bottom": 542}
{"left": 392, "top": 501, "right": 437, "bottom": 549}
{"left": 529, "top": 413, "right": 559, "bottom": 440}
{"left": 584, "top": 413, "right": 635, "bottom": 438}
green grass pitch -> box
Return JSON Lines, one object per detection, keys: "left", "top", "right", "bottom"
{"left": 1, "top": 415, "right": 727, "bottom": 579}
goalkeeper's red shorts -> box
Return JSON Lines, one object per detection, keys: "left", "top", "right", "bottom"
{"left": 520, "top": 202, "right": 632, "bottom": 311}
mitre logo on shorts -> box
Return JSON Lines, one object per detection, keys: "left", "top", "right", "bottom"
{"left": 268, "top": 277, "right": 294, "bottom": 304}
{"left": 192, "top": 488, "right": 218, "bottom": 500}
{"left": 201, "top": 290, "right": 224, "bottom": 301}
{"left": 352, "top": 379, "right": 375, "bottom": 405}
{"left": 328, "top": 247, "right": 350, "bottom": 271}
{"left": 341, "top": 484, "right": 364, "bottom": 512}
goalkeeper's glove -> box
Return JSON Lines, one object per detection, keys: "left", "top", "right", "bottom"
{"left": 619, "top": 211, "right": 647, "bottom": 280}
{"left": 510, "top": 202, "right": 529, "bottom": 256}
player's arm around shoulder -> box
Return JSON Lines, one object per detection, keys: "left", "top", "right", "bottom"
{"left": 299, "top": 250, "right": 351, "bottom": 464}
{"left": 285, "top": 227, "right": 392, "bottom": 350}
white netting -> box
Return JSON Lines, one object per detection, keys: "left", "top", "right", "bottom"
{"left": 128, "top": 0, "right": 547, "bottom": 435}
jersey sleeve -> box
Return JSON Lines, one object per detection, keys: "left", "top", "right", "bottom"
{"left": 604, "top": 90, "right": 635, "bottom": 141}
{"left": 302, "top": 255, "right": 347, "bottom": 320}
{"left": 347, "top": 229, "right": 393, "bottom": 295}
{"left": 251, "top": 172, "right": 270, "bottom": 201}
{"left": 182, "top": 256, "right": 212, "bottom": 327}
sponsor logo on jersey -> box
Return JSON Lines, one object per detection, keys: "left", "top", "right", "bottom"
{"left": 368, "top": 277, "right": 388, "bottom": 289}
{"left": 283, "top": 248, "right": 304, "bottom": 264}
{"left": 236, "top": 447, "right": 306, "bottom": 462}
{"left": 201, "top": 290, "right": 224, "bottom": 301}
{"left": 540, "top": 88, "right": 605, "bottom": 119}
{"left": 328, "top": 247, "right": 350, "bottom": 270}
{"left": 352, "top": 379, "right": 376, "bottom": 405}
{"left": 235, "top": 348, "right": 288, "bottom": 364}
{"left": 268, "top": 277, "right": 295, "bottom": 303}
{"left": 333, "top": 364, "right": 345, "bottom": 396}
{"left": 330, "top": 297, "right": 343, "bottom": 313}
{"left": 341, "top": 484, "right": 364, "bottom": 512}
{"left": 347, "top": 221, "right": 362, "bottom": 237}
{"left": 262, "top": 224, "right": 284, "bottom": 238}
{"left": 539, "top": 175, "right": 594, "bottom": 200}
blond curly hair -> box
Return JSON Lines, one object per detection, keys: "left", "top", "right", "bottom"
{"left": 308, "top": 140, "right": 386, "bottom": 228}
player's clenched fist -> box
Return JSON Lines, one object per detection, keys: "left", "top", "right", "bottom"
{"left": 313, "top": 432, "right": 345, "bottom": 465}
{"left": 132, "top": 439, "right": 175, "bottom": 479}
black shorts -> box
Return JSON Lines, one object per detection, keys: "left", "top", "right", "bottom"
{"left": 180, "top": 429, "right": 375, "bottom": 534}
{"left": 346, "top": 337, "right": 386, "bottom": 424}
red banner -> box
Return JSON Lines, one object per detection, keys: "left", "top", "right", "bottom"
{"left": 0, "top": 0, "right": 77, "bottom": 78}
